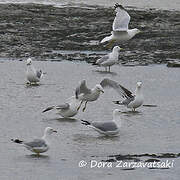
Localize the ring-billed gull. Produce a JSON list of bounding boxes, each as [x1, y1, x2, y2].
[[75, 80, 104, 112], [81, 109, 121, 136], [11, 127, 57, 156], [26, 58, 43, 84], [96, 46, 122, 72], [100, 3, 141, 47], [42, 96, 81, 118]]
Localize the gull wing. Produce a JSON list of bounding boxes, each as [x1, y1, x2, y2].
[[96, 54, 109, 65], [92, 122, 119, 132], [55, 103, 70, 110], [75, 80, 91, 99], [36, 70, 43, 79], [100, 78, 133, 99], [24, 139, 47, 148], [113, 5, 130, 31], [42, 103, 69, 113]]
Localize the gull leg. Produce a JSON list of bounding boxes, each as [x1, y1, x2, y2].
[[77, 101, 83, 111], [109, 66, 111, 72], [106, 39, 115, 49], [82, 101, 88, 112]]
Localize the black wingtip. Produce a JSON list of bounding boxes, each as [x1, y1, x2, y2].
[[92, 62, 98, 66], [81, 120, 91, 126], [113, 100, 121, 105], [42, 106, 54, 113], [11, 139, 23, 144], [75, 91, 78, 99], [114, 3, 125, 10]]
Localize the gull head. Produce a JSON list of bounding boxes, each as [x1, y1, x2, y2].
[[44, 127, 57, 135], [26, 58, 32, 66], [134, 28, 141, 35], [95, 84, 104, 93], [137, 81, 142, 88], [112, 46, 123, 53], [113, 109, 121, 116]]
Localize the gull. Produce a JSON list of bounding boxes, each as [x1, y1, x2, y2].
[[100, 3, 141, 47], [81, 109, 121, 136], [11, 127, 57, 156], [102, 79, 144, 111], [96, 46, 122, 72], [26, 58, 43, 84], [75, 80, 105, 112], [42, 96, 81, 118]]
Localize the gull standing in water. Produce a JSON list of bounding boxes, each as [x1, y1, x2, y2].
[[75, 80, 104, 112], [100, 3, 141, 47], [11, 127, 57, 156], [96, 46, 122, 72], [81, 109, 121, 136], [42, 96, 81, 118], [109, 80, 144, 111], [26, 58, 43, 84]]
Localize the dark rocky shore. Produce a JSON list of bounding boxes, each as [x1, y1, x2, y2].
[[0, 3, 179, 65]]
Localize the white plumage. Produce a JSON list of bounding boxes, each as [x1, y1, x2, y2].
[[101, 3, 141, 47], [96, 46, 122, 72], [26, 58, 43, 84]]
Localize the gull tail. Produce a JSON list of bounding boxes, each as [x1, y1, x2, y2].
[[92, 61, 99, 66], [42, 106, 55, 113], [11, 139, 23, 144], [81, 120, 91, 126], [100, 35, 113, 44]]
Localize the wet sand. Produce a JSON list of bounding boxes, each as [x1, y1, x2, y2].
[[1, 0, 180, 10], [0, 3, 179, 65], [0, 60, 180, 179]]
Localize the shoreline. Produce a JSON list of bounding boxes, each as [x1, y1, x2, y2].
[[0, 3, 179, 66]]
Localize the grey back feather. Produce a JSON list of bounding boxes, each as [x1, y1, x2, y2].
[[56, 103, 70, 110], [24, 139, 47, 148], [92, 122, 118, 132], [96, 55, 109, 65]]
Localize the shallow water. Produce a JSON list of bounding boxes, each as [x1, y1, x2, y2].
[[0, 0, 180, 10], [0, 60, 180, 179]]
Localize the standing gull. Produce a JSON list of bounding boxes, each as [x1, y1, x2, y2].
[[101, 79, 144, 111], [26, 58, 43, 84], [42, 96, 81, 118], [11, 127, 57, 155], [100, 3, 141, 47], [75, 80, 104, 112], [81, 109, 121, 136], [96, 46, 122, 72]]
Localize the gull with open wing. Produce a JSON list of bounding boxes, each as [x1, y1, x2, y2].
[[101, 3, 141, 47]]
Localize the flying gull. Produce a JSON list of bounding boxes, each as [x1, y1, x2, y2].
[[100, 3, 141, 47], [81, 109, 121, 136], [42, 96, 81, 118], [26, 58, 43, 84], [96, 46, 122, 72], [11, 127, 57, 156]]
